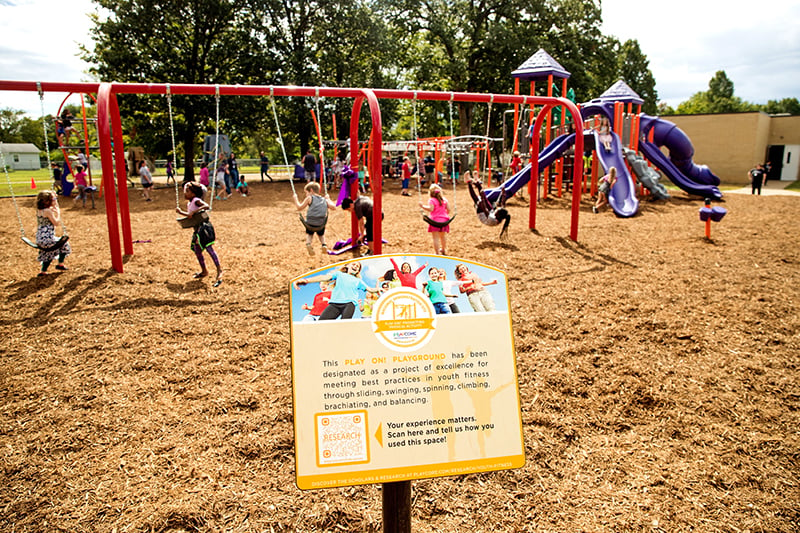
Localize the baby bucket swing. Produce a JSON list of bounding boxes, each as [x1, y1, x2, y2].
[[413, 92, 458, 229], [3, 84, 70, 252]]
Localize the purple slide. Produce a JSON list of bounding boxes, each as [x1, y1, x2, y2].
[[591, 130, 639, 217], [639, 114, 722, 199], [483, 132, 576, 202], [486, 130, 639, 217]]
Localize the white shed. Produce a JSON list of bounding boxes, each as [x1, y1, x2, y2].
[[0, 143, 41, 170]]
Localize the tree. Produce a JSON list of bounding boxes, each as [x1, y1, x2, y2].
[[675, 70, 756, 115], [248, 0, 397, 155], [616, 39, 658, 114], [377, 0, 616, 142], [84, 0, 272, 180], [0, 109, 48, 147], [760, 97, 800, 115]]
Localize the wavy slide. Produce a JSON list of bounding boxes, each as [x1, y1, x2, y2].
[[591, 130, 639, 217]]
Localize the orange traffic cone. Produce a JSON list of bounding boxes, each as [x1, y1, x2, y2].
[[30, 177, 37, 189]]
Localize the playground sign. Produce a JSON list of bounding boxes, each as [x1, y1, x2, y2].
[[289, 254, 524, 490]]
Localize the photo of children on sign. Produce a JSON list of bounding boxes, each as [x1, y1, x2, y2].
[[289, 254, 523, 490], [291, 255, 509, 322]]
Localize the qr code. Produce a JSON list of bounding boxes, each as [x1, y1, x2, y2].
[[316, 411, 369, 466]]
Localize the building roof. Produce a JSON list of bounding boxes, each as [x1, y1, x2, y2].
[[0, 143, 41, 154], [511, 48, 571, 81]]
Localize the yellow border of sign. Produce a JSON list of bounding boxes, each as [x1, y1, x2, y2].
[[298, 454, 526, 490], [289, 254, 525, 491]]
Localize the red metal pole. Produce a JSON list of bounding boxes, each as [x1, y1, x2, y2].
[[96, 83, 124, 273], [110, 92, 134, 256]]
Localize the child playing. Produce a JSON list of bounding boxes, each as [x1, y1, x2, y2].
[[468, 177, 511, 239], [455, 263, 498, 312], [236, 174, 249, 197], [175, 181, 223, 286], [593, 166, 617, 213], [389, 258, 427, 289], [293, 181, 337, 256], [360, 290, 378, 319], [215, 161, 230, 200], [422, 267, 451, 315], [35, 190, 71, 276], [73, 165, 88, 207], [198, 162, 210, 187], [138, 160, 154, 201], [419, 183, 451, 255], [301, 281, 332, 321]]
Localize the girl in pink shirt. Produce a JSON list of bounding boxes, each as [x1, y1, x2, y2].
[[419, 183, 451, 255]]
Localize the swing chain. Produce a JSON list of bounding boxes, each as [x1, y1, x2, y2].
[[270, 91, 294, 195], [166, 84, 180, 209], [36, 83, 68, 236], [209, 85, 221, 209], [0, 148, 26, 239]]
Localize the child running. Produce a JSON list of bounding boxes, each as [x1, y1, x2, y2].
[[35, 190, 71, 276], [293, 181, 337, 256], [176, 181, 223, 286], [419, 183, 451, 255]]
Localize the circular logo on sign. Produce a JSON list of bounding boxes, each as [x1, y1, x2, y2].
[[371, 288, 437, 351]]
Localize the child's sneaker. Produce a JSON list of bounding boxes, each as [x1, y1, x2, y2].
[[592, 206, 598, 214], [306, 244, 315, 256], [321, 244, 328, 255]]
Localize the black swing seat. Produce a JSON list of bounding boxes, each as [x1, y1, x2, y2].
[[177, 210, 210, 229], [22, 235, 69, 252], [299, 213, 327, 233], [423, 214, 456, 228]]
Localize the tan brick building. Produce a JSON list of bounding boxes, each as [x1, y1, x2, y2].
[[665, 113, 800, 185]]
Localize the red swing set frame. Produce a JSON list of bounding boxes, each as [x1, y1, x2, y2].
[[0, 80, 583, 273]]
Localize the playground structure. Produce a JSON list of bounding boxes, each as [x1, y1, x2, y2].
[[494, 49, 721, 221], [0, 50, 721, 272], [0, 81, 584, 273]]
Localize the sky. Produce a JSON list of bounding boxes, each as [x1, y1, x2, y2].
[[1, 0, 799, 117]]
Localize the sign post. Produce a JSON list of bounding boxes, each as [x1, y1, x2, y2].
[[289, 254, 524, 529]]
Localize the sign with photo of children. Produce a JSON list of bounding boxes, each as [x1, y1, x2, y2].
[[289, 254, 524, 490]]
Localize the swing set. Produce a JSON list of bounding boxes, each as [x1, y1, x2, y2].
[[0, 80, 583, 273], [2, 84, 70, 252]]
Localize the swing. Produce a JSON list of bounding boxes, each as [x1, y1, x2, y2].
[[414, 94, 457, 229], [3, 85, 70, 252], [270, 89, 337, 236]]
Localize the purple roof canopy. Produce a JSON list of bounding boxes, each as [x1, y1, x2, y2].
[[511, 48, 571, 81], [590, 79, 644, 105]]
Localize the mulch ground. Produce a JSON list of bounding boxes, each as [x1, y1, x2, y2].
[[1, 178, 798, 532]]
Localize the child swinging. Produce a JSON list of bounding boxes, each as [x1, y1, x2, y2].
[[293, 181, 337, 256]]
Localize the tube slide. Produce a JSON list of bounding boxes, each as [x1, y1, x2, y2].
[[638, 114, 722, 199]]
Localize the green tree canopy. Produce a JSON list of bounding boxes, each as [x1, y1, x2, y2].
[[616, 39, 658, 114], [674, 70, 757, 114], [84, 0, 272, 179]]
